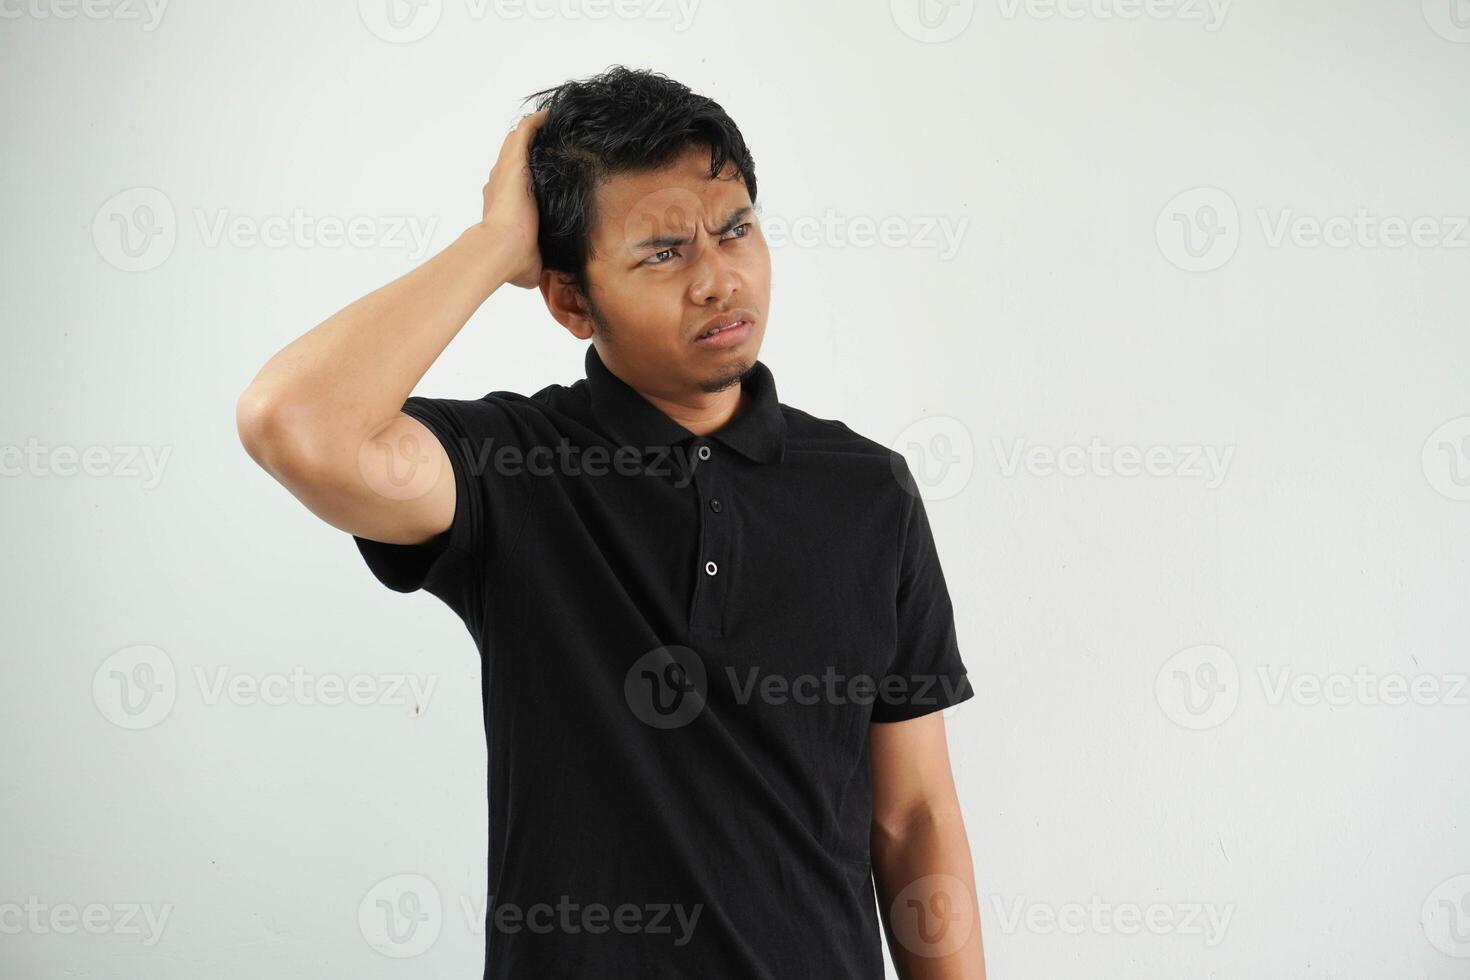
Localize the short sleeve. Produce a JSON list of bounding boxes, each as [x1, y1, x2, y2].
[[352, 394, 535, 633], [870, 464, 974, 723]]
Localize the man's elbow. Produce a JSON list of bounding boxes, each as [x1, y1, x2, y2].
[[871, 798, 965, 851], [235, 386, 326, 483]]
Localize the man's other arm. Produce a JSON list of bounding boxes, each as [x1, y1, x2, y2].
[[870, 712, 987, 979]]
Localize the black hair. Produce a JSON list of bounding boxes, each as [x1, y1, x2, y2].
[[522, 66, 758, 297]]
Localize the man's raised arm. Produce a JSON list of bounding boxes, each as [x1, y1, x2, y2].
[[234, 109, 547, 546]]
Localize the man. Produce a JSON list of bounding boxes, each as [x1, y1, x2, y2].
[[236, 66, 986, 979]]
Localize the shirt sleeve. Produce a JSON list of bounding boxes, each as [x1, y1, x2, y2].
[[351, 394, 536, 636], [870, 461, 974, 723]]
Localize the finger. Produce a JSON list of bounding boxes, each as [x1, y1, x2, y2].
[[514, 108, 549, 137]]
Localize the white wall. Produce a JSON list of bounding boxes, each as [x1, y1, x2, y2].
[[3, 1, 1468, 976]]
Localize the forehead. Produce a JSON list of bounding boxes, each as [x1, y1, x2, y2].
[[590, 147, 751, 252]]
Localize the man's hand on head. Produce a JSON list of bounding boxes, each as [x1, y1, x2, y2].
[[481, 107, 550, 290]]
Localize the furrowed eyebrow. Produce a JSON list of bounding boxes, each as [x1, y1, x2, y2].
[[630, 206, 754, 252]]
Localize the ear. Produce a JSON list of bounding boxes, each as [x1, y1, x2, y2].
[[539, 269, 595, 340]]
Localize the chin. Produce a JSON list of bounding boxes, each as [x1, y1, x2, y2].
[[697, 359, 753, 394]]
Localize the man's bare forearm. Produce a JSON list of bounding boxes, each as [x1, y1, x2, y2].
[[872, 806, 987, 979], [236, 222, 517, 466]]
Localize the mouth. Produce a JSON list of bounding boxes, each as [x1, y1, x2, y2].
[[693, 310, 755, 349]]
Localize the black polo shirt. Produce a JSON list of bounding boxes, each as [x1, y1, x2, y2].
[[353, 343, 972, 979]]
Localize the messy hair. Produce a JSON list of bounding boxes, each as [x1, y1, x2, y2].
[[523, 66, 759, 296]]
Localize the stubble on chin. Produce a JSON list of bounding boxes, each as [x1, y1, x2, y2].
[[697, 360, 754, 395]]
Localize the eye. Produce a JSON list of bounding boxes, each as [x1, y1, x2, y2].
[[643, 223, 750, 266]]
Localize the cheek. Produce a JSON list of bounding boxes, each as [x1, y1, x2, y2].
[[747, 262, 772, 306], [746, 240, 772, 286], [604, 277, 680, 330], [629, 290, 689, 348]]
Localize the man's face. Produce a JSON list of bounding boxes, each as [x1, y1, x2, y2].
[[564, 145, 770, 399]]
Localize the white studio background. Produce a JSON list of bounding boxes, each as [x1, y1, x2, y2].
[[2, 1, 1468, 977]]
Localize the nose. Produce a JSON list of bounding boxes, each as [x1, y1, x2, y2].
[[688, 239, 742, 307]]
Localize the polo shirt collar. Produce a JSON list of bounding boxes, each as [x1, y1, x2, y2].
[[584, 343, 786, 465]]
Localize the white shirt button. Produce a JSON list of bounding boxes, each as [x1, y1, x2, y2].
[[704, 560, 718, 576], [697, 444, 712, 461]]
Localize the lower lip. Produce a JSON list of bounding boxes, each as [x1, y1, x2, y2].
[[693, 320, 751, 350]]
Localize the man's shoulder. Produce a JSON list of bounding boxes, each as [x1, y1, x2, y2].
[[779, 402, 921, 495], [779, 402, 902, 463]]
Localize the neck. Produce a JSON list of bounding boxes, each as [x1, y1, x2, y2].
[[643, 384, 750, 437]]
